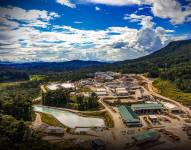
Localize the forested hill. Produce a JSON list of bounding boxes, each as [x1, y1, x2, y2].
[[0, 60, 107, 73], [119, 39, 191, 67], [105, 39, 191, 92], [100, 39, 191, 73]]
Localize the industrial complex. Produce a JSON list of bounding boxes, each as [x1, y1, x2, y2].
[[33, 72, 191, 150]]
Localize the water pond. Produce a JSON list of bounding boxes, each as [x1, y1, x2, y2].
[[33, 105, 105, 128]]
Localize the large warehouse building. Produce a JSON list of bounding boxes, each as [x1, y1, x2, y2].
[[118, 105, 141, 126], [131, 103, 163, 114], [132, 129, 160, 145]]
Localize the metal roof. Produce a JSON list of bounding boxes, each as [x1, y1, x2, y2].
[[131, 103, 163, 111], [118, 105, 140, 123], [132, 129, 159, 142]]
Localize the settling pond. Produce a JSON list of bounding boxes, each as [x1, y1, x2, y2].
[[33, 105, 105, 128]]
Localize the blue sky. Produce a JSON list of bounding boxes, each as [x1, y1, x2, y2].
[[0, 0, 191, 62]]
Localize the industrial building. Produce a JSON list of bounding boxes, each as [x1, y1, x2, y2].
[[115, 87, 128, 96], [118, 105, 141, 126], [44, 126, 65, 135], [161, 102, 180, 113], [131, 103, 163, 114], [132, 129, 160, 145], [95, 88, 108, 96]]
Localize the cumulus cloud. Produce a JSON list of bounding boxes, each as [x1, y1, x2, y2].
[[56, 0, 76, 8], [124, 13, 155, 28], [79, 0, 141, 6], [136, 28, 162, 52], [0, 6, 59, 22], [0, 6, 59, 28], [0, 20, 182, 62], [146, 0, 191, 24]]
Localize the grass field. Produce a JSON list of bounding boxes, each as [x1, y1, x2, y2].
[[0, 81, 25, 89], [29, 75, 45, 81], [153, 78, 191, 106], [40, 112, 65, 127]]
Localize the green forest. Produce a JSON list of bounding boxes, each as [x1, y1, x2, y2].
[[42, 89, 99, 111], [0, 80, 57, 150]]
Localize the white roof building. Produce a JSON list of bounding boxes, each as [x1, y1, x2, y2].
[[115, 87, 128, 96], [61, 83, 75, 88], [44, 126, 65, 134], [95, 91, 108, 96], [161, 102, 179, 111], [148, 115, 158, 120], [96, 88, 107, 92]]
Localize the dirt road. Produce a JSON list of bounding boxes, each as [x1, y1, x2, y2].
[[98, 97, 128, 150], [32, 112, 42, 129], [138, 75, 191, 115]]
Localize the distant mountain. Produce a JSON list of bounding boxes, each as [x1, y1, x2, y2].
[[0, 60, 107, 73]]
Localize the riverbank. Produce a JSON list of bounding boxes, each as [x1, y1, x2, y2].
[[39, 112, 65, 128]]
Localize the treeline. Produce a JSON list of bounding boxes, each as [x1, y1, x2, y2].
[[0, 115, 56, 150], [0, 69, 29, 82], [42, 89, 71, 107], [0, 81, 41, 120], [150, 64, 191, 92], [42, 89, 99, 111], [0, 80, 54, 150], [75, 93, 99, 111]]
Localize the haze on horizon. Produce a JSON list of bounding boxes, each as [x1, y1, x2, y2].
[[0, 0, 191, 62]]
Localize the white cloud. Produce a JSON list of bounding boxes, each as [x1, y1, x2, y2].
[[123, 13, 143, 22], [145, 0, 191, 24], [79, 0, 141, 6], [73, 21, 83, 24], [56, 0, 76, 8], [0, 6, 59, 28], [95, 6, 101, 11], [0, 6, 59, 22], [140, 16, 154, 28], [0, 21, 181, 62], [124, 13, 155, 28], [0, 18, 19, 29]]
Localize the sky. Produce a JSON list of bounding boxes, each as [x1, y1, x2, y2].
[[0, 0, 191, 62]]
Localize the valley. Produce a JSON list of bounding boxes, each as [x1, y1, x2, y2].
[[31, 72, 191, 150]]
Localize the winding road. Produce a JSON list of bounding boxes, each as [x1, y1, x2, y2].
[[138, 75, 191, 115]]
